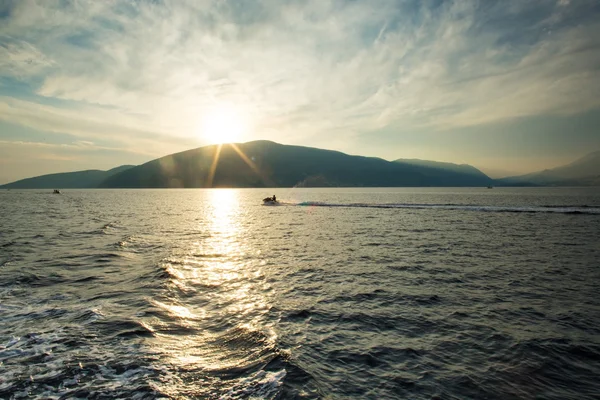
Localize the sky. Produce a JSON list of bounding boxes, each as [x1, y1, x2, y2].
[[1, 0, 599, 184]]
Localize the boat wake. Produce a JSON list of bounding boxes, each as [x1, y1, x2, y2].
[[262, 201, 283, 206], [293, 202, 600, 215]]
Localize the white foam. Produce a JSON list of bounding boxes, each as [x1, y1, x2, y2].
[[222, 369, 286, 399], [4, 336, 20, 348], [294, 202, 600, 214]]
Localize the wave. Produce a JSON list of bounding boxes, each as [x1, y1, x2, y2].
[[222, 369, 286, 400], [294, 201, 600, 214], [0, 332, 160, 400]]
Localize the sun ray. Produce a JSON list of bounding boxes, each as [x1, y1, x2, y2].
[[204, 143, 273, 187], [207, 144, 222, 188], [230, 143, 274, 187]]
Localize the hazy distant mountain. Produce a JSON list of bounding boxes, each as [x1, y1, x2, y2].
[[478, 167, 522, 179], [99, 141, 493, 188], [394, 158, 489, 179], [496, 151, 600, 186], [0, 165, 135, 189]]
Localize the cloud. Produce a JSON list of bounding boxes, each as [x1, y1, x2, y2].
[[0, 138, 150, 183], [0, 138, 149, 164], [0, 139, 120, 152], [0, 0, 598, 154], [0, 96, 198, 157], [0, 140, 82, 162], [0, 37, 53, 79]]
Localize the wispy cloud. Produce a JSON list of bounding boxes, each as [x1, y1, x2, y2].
[[0, 37, 53, 79], [0, 96, 198, 156], [0, 138, 149, 182], [0, 0, 599, 181]]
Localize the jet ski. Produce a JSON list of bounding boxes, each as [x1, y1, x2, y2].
[[262, 196, 279, 205]]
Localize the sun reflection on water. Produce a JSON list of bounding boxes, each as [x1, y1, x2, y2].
[[140, 189, 278, 397]]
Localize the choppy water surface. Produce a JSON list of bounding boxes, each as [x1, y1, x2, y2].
[[1, 187, 599, 399]]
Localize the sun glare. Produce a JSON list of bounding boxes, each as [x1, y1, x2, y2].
[[201, 104, 247, 144]]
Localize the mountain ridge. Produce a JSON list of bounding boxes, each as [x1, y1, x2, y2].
[[0, 165, 135, 189], [394, 158, 488, 178], [97, 140, 493, 188], [496, 150, 600, 186], [3, 142, 597, 188]]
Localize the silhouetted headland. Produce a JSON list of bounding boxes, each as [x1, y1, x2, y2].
[[6, 142, 599, 189], [98, 141, 493, 188]]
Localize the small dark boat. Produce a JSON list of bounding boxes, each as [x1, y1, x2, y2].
[[53, 189, 61, 194]]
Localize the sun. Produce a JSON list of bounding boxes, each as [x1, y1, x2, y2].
[[201, 104, 247, 144]]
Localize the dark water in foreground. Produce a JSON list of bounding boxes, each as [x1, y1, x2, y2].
[[1, 188, 599, 399]]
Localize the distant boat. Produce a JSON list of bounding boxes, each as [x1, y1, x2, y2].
[[53, 189, 61, 194], [487, 186, 493, 189]]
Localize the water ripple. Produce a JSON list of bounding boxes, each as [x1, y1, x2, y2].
[[0, 188, 599, 399]]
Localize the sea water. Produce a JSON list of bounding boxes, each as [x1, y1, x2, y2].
[[1, 187, 599, 399]]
